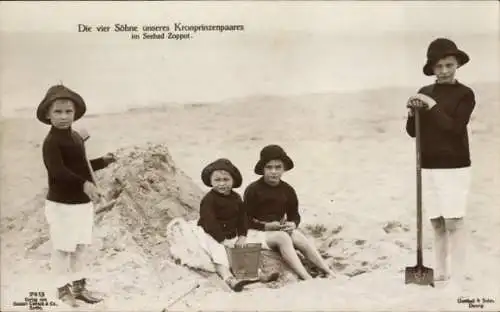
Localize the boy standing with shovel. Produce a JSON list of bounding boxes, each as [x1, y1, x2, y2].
[[37, 84, 116, 307], [405, 38, 476, 286]]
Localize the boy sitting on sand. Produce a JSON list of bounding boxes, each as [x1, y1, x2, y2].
[[195, 158, 279, 292], [244, 145, 335, 280], [405, 38, 476, 284], [37, 84, 116, 307]]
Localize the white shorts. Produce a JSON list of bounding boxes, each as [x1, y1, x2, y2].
[[44, 200, 94, 252], [422, 167, 471, 219], [194, 227, 269, 268]]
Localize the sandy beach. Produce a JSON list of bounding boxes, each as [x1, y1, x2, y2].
[[1, 81, 499, 311]]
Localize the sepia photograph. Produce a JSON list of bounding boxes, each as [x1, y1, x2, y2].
[[1, 1, 498, 311]]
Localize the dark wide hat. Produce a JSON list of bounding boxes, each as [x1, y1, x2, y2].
[[423, 38, 470, 76], [254, 144, 294, 175], [201, 158, 243, 188], [36, 84, 86, 125]]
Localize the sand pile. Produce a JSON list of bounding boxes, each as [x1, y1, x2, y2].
[[82, 143, 208, 300], [94, 143, 202, 257]]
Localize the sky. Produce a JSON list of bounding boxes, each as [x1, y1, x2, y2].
[[0, 1, 498, 117]]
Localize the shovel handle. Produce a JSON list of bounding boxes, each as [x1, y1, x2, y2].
[[415, 108, 423, 266], [76, 129, 98, 185], [163, 283, 200, 310], [77, 129, 109, 204]]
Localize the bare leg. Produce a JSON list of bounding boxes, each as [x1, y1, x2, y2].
[[290, 230, 334, 276], [430, 217, 449, 281], [266, 231, 312, 280], [69, 244, 86, 281], [51, 249, 71, 288], [446, 217, 467, 283], [51, 249, 79, 307]]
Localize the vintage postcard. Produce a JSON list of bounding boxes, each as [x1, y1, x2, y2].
[[0, 1, 498, 311]]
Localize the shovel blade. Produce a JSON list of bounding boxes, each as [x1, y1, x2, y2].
[[405, 265, 434, 287]]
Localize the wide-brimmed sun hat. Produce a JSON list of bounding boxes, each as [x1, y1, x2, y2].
[[254, 144, 294, 175], [423, 38, 469, 76], [201, 158, 243, 188], [37, 84, 86, 124]]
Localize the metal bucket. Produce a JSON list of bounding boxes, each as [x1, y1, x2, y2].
[[225, 243, 262, 279]]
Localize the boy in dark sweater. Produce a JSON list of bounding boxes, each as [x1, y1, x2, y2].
[[244, 145, 334, 280], [196, 158, 278, 292], [405, 38, 475, 284], [37, 85, 115, 307]]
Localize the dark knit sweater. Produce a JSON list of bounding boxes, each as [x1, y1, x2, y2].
[[42, 126, 109, 204], [197, 190, 249, 243], [243, 177, 301, 231], [405, 81, 476, 169]]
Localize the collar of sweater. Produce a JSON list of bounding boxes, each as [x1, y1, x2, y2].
[[210, 189, 237, 198], [258, 176, 283, 188], [50, 126, 73, 136], [434, 79, 461, 86]]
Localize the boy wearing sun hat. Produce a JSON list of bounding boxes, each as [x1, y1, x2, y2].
[[196, 158, 279, 292], [405, 38, 476, 284], [37, 84, 116, 307], [244, 145, 334, 280]]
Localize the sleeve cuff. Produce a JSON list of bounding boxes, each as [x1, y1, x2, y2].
[[90, 157, 108, 171]]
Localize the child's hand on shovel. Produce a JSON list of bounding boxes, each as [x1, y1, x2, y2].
[[406, 96, 429, 117], [83, 181, 103, 203], [407, 96, 428, 109], [85, 181, 117, 214]]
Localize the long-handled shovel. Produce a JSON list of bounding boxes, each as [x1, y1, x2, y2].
[[405, 107, 434, 287]]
